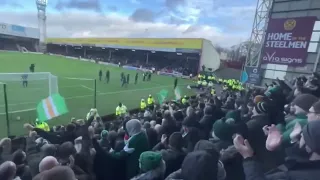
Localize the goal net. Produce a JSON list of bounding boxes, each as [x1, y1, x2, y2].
[[0, 72, 59, 115]]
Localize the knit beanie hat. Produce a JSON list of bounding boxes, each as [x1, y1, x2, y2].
[[225, 110, 241, 123], [139, 151, 162, 172], [312, 100, 320, 114], [254, 102, 269, 114], [302, 120, 320, 154], [181, 151, 218, 180], [292, 94, 318, 112], [265, 86, 281, 97], [254, 95, 264, 104], [212, 118, 236, 142], [100, 130, 108, 139]]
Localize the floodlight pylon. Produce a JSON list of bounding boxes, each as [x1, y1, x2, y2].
[[36, 0, 48, 52]]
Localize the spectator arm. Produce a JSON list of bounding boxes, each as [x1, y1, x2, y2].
[[152, 142, 166, 151]]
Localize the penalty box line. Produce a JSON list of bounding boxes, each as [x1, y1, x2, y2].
[[0, 84, 189, 114]]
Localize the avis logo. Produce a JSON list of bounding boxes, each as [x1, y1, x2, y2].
[[263, 52, 277, 62]]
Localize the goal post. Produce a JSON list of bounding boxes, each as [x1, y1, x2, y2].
[[0, 83, 10, 137], [0, 72, 59, 137], [0, 72, 59, 96]]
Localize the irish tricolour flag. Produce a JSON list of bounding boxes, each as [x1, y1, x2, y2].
[[37, 94, 68, 121]]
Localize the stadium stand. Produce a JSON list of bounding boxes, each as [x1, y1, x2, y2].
[[47, 44, 200, 76], [1, 69, 320, 180]]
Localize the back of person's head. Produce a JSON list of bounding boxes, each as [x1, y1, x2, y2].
[[150, 120, 157, 128], [11, 149, 26, 166], [186, 106, 194, 117], [107, 130, 118, 144], [308, 100, 320, 122], [204, 106, 213, 115], [0, 161, 16, 180], [41, 166, 76, 180], [143, 122, 151, 129], [173, 111, 184, 122], [139, 151, 163, 173], [302, 120, 320, 159], [181, 151, 218, 180], [194, 140, 219, 159], [253, 102, 269, 115], [41, 144, 57, 157], [154, 124, 162, 134], [66, 124, 76, 132], [182, 114, 198, 128], [39, 156, 59, 173], [169, 132, 184, 150], [57, 142, 75, 160], [292, 94, 318, 114], [126, 119, 142, 136]]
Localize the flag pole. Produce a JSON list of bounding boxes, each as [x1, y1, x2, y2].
[[3, 83, 10, 137], [94, 79, 97, 108]]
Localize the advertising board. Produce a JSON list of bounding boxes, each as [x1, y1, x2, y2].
[[261, 17, 317, 66]]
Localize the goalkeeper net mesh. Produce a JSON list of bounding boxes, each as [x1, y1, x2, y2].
[[0, 72, 59, 114]]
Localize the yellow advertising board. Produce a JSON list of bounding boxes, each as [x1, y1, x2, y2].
[[46, 38, 203, 49]]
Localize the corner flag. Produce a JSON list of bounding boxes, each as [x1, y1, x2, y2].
[[37, 94, 68, 121]]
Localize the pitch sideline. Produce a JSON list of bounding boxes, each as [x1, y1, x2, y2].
[[0, 83, 188, 114]]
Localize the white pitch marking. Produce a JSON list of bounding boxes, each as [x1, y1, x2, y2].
[[0, 84, 188, 114]]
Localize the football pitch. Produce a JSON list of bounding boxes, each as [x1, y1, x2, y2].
[[0, 52, 194, 137]]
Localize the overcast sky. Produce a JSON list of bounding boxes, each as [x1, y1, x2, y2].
[[0, 0, 256, 47]]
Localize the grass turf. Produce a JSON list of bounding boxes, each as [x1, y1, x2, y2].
[[0, 52, 194, 137]]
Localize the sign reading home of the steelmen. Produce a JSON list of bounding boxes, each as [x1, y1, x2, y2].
[[261, 17, 317, 66]]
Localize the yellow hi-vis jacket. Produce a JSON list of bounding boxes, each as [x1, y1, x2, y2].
[[36, 122, 50, 132], [140, 101, 146, 110], [211, 89, 216, 95], [116, 105, 127, 116], [182, 98, 187, 104], [147, 97, 154, 105]]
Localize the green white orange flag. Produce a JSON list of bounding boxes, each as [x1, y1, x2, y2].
[[37, 94, 68, 121], [174, 87, 181, 100], [157, 89, 168, 104]]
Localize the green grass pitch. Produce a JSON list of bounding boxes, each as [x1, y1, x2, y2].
[[0, 52, 194, 137]]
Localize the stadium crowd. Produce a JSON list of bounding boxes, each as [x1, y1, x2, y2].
[[1, 71, 320, 180], [46, 44, 200, 76]]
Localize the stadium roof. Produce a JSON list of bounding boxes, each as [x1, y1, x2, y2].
[[0, 22, 39, 39], [46, 38, 204, 52]]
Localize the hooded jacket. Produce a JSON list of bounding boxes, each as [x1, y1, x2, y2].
[[112, 119, 149, 179]]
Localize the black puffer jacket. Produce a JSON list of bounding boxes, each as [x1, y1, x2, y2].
[[243, 158, 320, 180]]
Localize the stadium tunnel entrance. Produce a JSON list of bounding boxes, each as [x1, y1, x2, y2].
[[47, 43, 201, 77]]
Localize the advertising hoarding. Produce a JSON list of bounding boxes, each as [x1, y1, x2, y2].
[[241, 66, 262, 85], [46, 38, 203, 50], [261, 17, 317, 66]]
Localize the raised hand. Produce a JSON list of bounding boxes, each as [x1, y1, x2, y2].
[[233, 134, 254, 159], [266, 125, 282, 151]]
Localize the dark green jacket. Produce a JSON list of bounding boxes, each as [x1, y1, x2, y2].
[[112, 132, 149, 179], [277, 114, 308, 147]]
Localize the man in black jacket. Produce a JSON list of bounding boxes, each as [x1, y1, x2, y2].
[[233, 120, 320, 180], [152, 132, 186, 177]]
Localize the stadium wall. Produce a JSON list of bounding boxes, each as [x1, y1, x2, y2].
[[200, 39, 221, 72], [260, 0, 320, 84]]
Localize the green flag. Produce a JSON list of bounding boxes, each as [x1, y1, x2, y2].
[[157, 89, 168, 104], [37, 94, 68, 121], [174, 87, 181, 100]]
